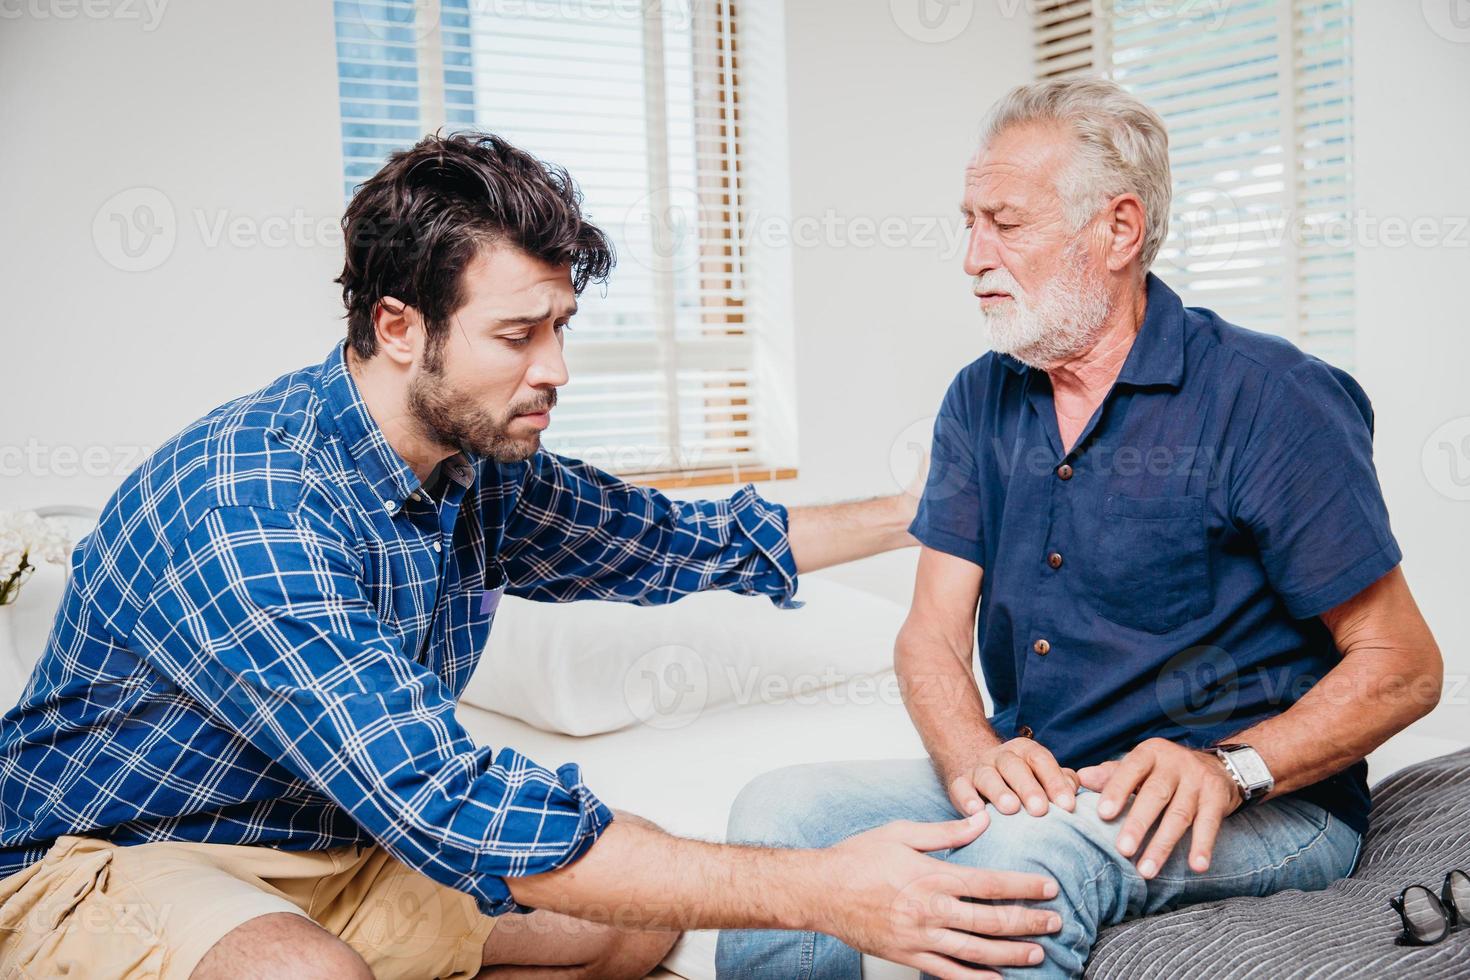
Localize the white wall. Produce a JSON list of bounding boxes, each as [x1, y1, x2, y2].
[[1350, 5, 1470, 745], [0, 0, 345, 509]]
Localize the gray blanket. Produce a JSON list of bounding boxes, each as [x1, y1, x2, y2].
[[1085, 748, 1470, 977]]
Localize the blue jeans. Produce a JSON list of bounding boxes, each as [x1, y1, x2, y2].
[[715, 759, 1361, 979]]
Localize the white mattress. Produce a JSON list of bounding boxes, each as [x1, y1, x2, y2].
[[456, 671, 927, 980]]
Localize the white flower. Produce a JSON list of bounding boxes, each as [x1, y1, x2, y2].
[[0, 510, 75, 604]]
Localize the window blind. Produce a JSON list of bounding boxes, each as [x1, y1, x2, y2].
[[1033, 0, 1356, 367], [334, 0, 771, 478]]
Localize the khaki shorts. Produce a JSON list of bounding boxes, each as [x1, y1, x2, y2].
[[0, 834, 497, 980]]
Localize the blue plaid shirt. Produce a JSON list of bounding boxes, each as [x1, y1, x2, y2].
[[0, 342, 799, 914]]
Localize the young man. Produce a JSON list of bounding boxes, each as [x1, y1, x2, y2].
[[716, 78, 1443, 978], [0, 134, 1060, 980]]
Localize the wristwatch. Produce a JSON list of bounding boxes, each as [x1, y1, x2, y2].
[[1213, 743, 1274, 805]]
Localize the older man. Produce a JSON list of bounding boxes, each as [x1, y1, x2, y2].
[[716, 78, 1443, 979]]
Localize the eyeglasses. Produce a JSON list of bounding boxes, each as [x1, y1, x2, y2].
[[1389, 870, 1469, 946]]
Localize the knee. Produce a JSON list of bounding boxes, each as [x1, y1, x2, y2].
[[583, 928, 680, 980], [946, 793, 1114, 885], [726, 763, 844, 848], [300, 943, 374, 980], [191, 912, 373, 980]]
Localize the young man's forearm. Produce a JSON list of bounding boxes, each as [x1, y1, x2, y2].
[[787, 495, 917, 573], [506, 807, 1064, 973], [507, 819, 816, 933]]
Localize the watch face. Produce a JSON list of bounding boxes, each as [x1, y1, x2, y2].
[[1229, 749, 1272, 787]]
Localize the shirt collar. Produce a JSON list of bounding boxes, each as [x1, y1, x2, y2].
[[315, 341, 477, 512], [996, 272, 1186, 390]]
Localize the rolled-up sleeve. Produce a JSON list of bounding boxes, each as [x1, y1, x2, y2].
[[499, 450, 800, 607], [131, 504, 614, 916]]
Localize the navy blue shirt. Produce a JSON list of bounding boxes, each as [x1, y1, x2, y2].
[[910, 274, 1400, 833]]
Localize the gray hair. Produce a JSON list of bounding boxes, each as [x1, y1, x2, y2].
[[979, 76, 1172, 271]]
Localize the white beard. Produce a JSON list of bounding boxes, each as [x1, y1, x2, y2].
[[976, 239, 1112, 369]]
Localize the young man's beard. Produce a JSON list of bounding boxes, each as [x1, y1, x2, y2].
[[406, 352, 556, 464], [977, 235, 1112, 369]]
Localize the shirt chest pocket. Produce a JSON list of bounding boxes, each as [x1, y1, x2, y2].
[[430, 562, 506, 699], [1087, 493, 1212, 634]]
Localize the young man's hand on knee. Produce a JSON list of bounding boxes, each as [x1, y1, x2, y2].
[[507, 807, 1061, 978]]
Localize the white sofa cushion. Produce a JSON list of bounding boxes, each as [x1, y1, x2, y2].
[[458, 576, 908, 736]]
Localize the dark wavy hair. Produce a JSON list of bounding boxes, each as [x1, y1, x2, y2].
[[336, 132, 615, 359]]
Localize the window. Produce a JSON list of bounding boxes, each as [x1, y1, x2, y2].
[[333, 0, 792, 484], [1034, 0, 1356, 367]]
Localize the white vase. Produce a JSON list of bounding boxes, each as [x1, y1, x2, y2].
[[0, 603, 24, 707]]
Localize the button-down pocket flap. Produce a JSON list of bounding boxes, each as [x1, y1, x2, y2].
[[1103, 493, 1203, 521]]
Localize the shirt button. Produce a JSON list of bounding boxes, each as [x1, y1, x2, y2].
[[410, 491, 422, 502], [382, 500, 397, 512], [1057, 463, 1074, 481], [1033, 638, 1051, 655], [432, 540, 442, 553], [1047, 552, 1063, 569], [1018, 725, 1035, 739]]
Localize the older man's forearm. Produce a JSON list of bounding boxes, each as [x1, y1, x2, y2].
[[786, 494, 917, 572], [1230, 649, 1441, 798], [896, 623, 1001, 784], [1228, 569, 1443, 799]]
